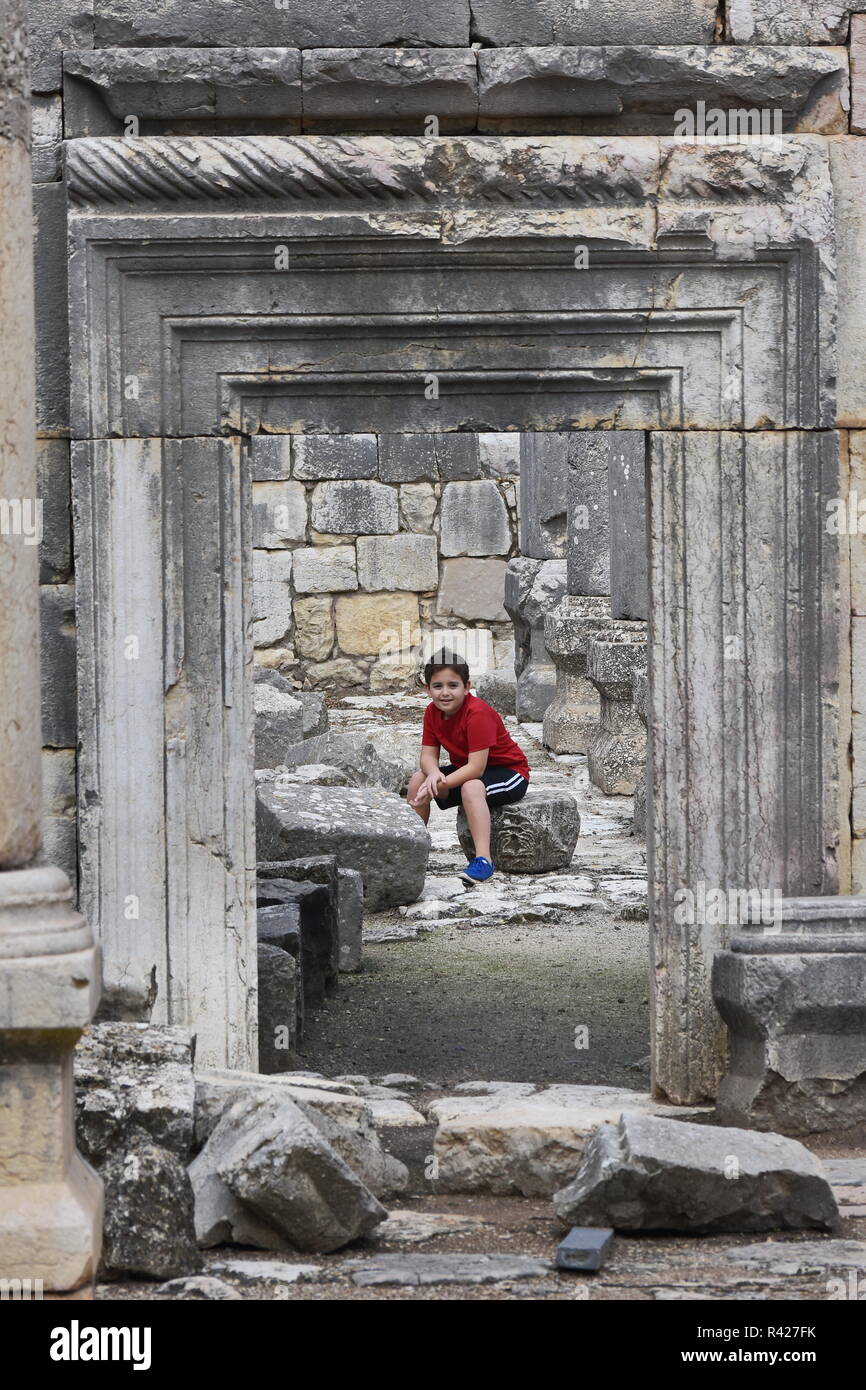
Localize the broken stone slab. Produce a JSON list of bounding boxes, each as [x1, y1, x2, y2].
[[74, 1022, 196, 1164], [552, 1112, 839, 1234], [257, 943, 299, 1073], [586, 627, 648, 795], [346, 1253, 551, 1286], [457, 785, 579, 874], [190, 1092, 387, 1253], [712, 897, 866, 1135], [542, 596, 610, 754], [257, 878, 337, 1002], [302, 48, 478, 133], [100, 1130, 203, 1280], [374, 1210, 492, 1244], [475, 665, 517, 716], [254, 680, 304, 769], [280, 731, 405, 793], [154, 1275, 243, 1300], [209, 1258, 322, 1292], [723, 1239, 866, 1277], [337, 866, 364, 973], [430, 1085, 707, 1197], [256, 781, 429, 910]]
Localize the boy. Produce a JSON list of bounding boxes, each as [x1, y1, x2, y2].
[[407, 648, 530, 884]]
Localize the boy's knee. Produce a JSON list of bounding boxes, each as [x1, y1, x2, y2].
[[407, 769, 425, 791], [460, 778, 486, 802]]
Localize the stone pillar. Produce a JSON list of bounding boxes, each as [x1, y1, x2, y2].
[[631, 668, 650, 837], [608, 434, 648, 621], [504, 554, 567, 722], [542, 596, 610, 753], [0, 0, 102, 1290], [586, 628, 648, 795], [712, 898, 866, 1136], [649, 432, 842, 1106]]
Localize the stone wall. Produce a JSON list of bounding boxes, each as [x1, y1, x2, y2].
[[250, 432, 520, 693]]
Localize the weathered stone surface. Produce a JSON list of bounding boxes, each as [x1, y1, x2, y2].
[[292, 595, 335, 660], [337, 867, 364, 973], [39, 585, 76, 748], [36, 439, 72, 583], [63, 47, 303, 134], [357, 533, 438, 591], [542, 598, 610, 753], [155, 1275, 242, 1300], [478, 433, 520, 477], [305, 658, 368, 690], [504, 556, 541, 679], [281, 732, 405, 793], [254, 681, 304, 768], [478, 44, 849, 135], [437, 558, 508, 621], [335, 591, 419, 657], [74, 1023, 196, 1165], [586, 628, 648, 795], [100, 1132, 202, 1279], [470, 0, 716, 44], [296, 690, 329, 739], [553, 1112, 838, 1234], [258, 878, 336, 1002], [252, 480, 307, 548], [830, 139, 866, 427], [293, 433, 377, 480], [430, 1084, 705, 1196], [518, 433, 568, 559], [713, 898, 866, 1135], [567, 433, 612, 598], [398, 481, 437, 533], [475, 666, 517, 716], [311, 480, 398, 536], [608, 432, 647, 620], [727, 2, 856, 44], [249, 436, 292, 481], [257, 782, 429, 910], [631, 668, 650, 837], [440, 481, 510, 557], [292, 545, 358, 594], [303, 49, 477, 132], [378, 435, 438, 483], [506, 558, 567, 722], [33, 183, 69, 434], [257, 943, 298, 1073], [41, 747, 78, 884], [253, 548, 292, 646], [457, 786, 579, 874], [190, 1093, 387, 1253], [194, 1069, 369, 1148], [433, 435, 482, 481], [31, 93, 62, 180], [347, 1253, 550, 1286]]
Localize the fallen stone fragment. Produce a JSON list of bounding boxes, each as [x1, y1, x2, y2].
[[100, 1132, 203, 1280], [555, 1226, 615, 1272], [373, 1211, 493, 1245], [254, 681, 304, 769], [553, 1113, 839, 1234], [345, 1253, 551, 1287], [723, 1240, 866, 1279], [281, 731, 405, 793], [154, 1276, 242, 1301], [190, 1093, 387, 1253], [74, 1022, 196, 1164], [257, 943, 299, 1072], [210, 1258, 321, 1291]]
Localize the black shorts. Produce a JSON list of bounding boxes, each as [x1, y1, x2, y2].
[[433, 764, 530, 811]]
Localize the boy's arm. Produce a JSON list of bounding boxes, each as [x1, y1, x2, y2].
[[441, 748, 489, 789], [420, 743, 443, 777]]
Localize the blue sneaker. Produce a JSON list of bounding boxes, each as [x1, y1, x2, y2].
[[461, 856, 495, 884]]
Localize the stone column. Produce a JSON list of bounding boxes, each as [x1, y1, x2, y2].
[[0, 0, 101, 1290], [542, 596, 610, 752], [586, 628, 648, 795], [631, 668, 650, 837], [503, 552, 567, 723]]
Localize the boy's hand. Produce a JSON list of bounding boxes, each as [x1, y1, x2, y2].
[[411, 769, 447, 806]]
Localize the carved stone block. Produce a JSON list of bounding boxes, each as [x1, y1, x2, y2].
[[457, 786, 580, 874], [586, 627, 648, 796], [302, 48, 477, 133], [542, 596, 610, 754]]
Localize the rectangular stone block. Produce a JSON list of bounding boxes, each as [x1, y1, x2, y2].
[[335, 592, 419, 658], [292, 545, 358, 594], [830, 139, 866, 428], [252, 481, 307, 548], [337, 867, 363, 972], [357, 534, 438, 592], [63, 47, 302, 135], [311, 480, 398, 535], [253, 549, 293, 646], [608, 433, 647, 621], [292, 595, 335, 660], [434, 436, 481, 481], [469, 0, 716, 44], [399, 482, 437, 533], [437, 558, 508, 621], [293, 434, 377, 481], [727, 2, 856, 43], [32, 95, 63, 180], [29, 0, 94, 92], [440, 480, 511, 557], [519, 433, 569, 559], [302, 49, 477, 133], [567, 434, 611, 597], [853, 16, 866, 135], [853, 615, 866, 837], [89, 0, 471, 48], [479, 434, 521, 478], [36, 439, 72, 584], [33, 183, 69, 435], [40, 583, 77, 747], [379, 435, 438, 483], [41, 748, 78, 889], [249, 437, 292, 481]]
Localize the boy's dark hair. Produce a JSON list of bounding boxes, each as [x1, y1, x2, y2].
[[424, 648, 470, 686]]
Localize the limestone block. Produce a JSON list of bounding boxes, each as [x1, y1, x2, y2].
[[100, 1133, 202, 1279], [470, 0, 716, 44], [249, 436, 292, 481], [456, 786, 579, 874], [252, 480, 307, 548], [293, 433, 377, 481], [399, 482, 437, 533], [475, 666, 517, 716], [727, 1, 856, 43], [258, 881, 336, 1005], [302, 49, 478, 133], [63, 47, 302, 134], [33, 183, 69, 434], [257, 943, 299, 1073], [478, 44, 849, 135], [28, 0, 95, 92], [293, 595, 335, 659], [40, 583, 77, 747], [542, 595, 611, 754], [553, 1112, 837, 1234], [434, 435, 482, 481], [36, 439, 72, 584], [280, 732, 405, 793], [830, 139, 866, 427], [608, 432, 647, 621], [253, 549, 292, 647], [41, 747, 78, 885], [335, 591, 419, 657], [304, 658, 369, 690], [568, 433, 612, 597], [337, 867, 364, 973], [440, 481, 511, 557], [32, 94, 62, 180], [89, 0, 472, 49], [586, 628, 648, 795], [631, 668, 650, 838], [292, 545, 357, 594], [378, 435, 438, 483], [254, 682, 305, 769], [357, 534, 438, 591], [478, 434, 521, 478], [853, 615, 866, 836], [437, 558, 508, 621], [256, 782, 429, 910], [311, 480, 398, 535], [73, 1023, 196, 1165], [518, 433, 569, 559], [853, 17, 866, 135]]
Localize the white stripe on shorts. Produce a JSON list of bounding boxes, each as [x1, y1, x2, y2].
[[485, 772, 524, 795]]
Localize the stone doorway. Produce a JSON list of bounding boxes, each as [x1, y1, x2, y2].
[[67, 134, 843, 1103]]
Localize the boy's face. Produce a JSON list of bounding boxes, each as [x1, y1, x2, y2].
[[426, 668, 469, 716]]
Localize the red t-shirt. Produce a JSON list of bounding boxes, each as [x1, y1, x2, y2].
[[423, 692, 530, 780]]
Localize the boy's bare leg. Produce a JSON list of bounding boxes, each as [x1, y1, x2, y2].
[[407, 770, 431, 824], [461, 778, 492, 861]]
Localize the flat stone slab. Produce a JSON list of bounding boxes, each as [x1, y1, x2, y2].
[[345, 1254, 551, 1286], [456, 786, 580, 874], [724, 1241, 866, 1276], [210, 1259, 322, 1289], [374, 1211, 493, 1244]]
